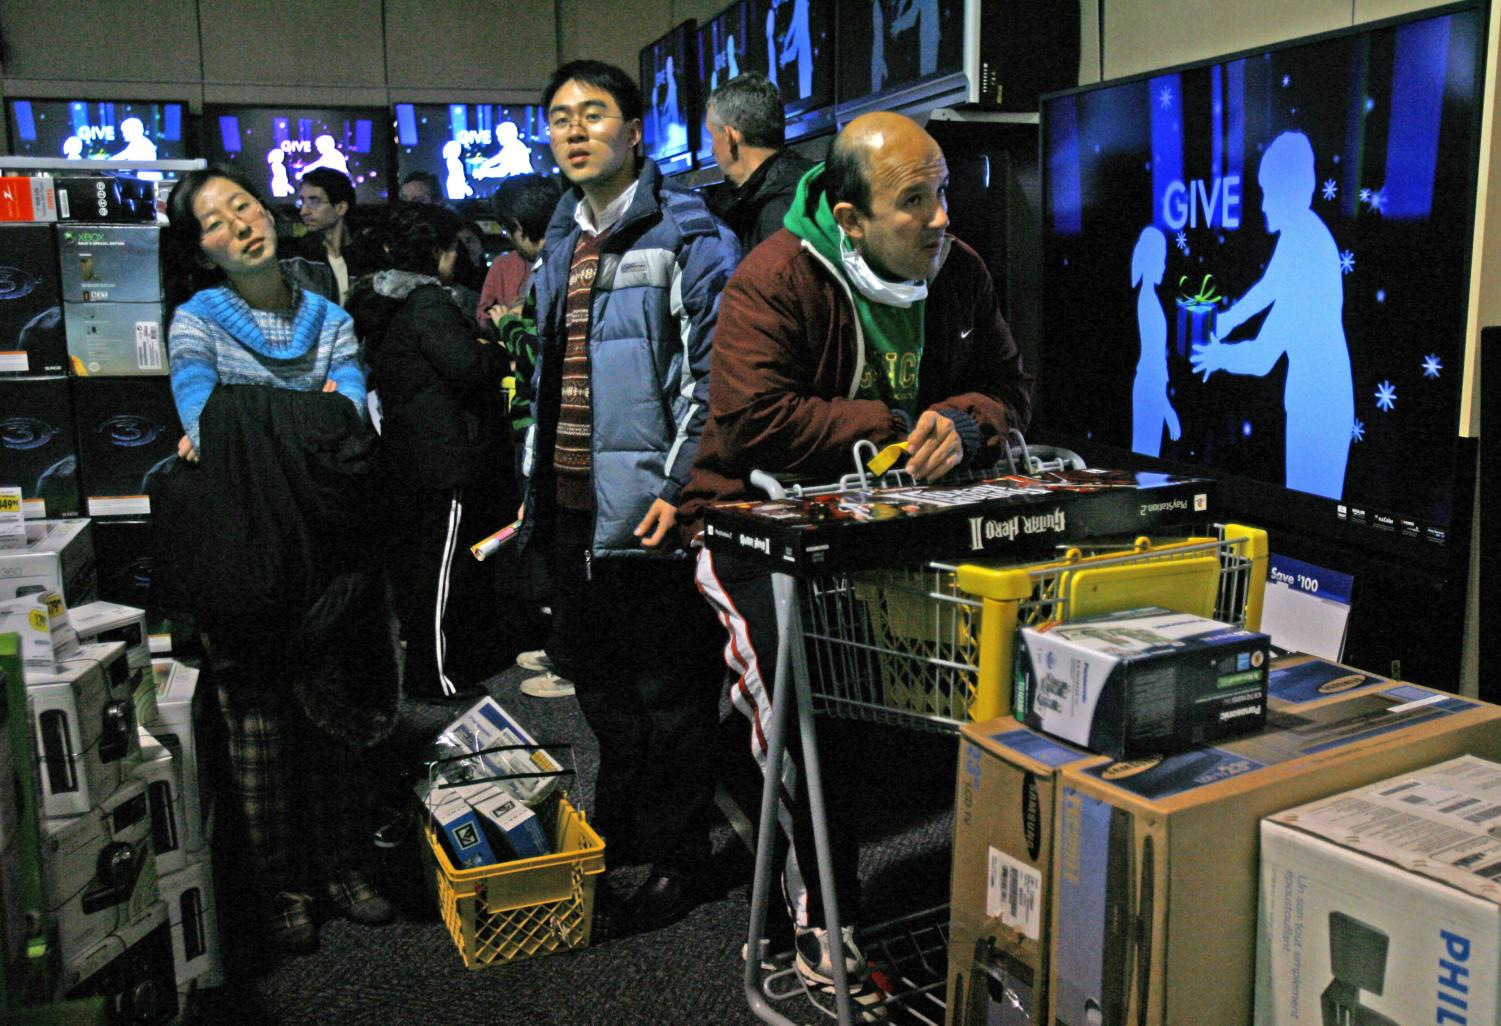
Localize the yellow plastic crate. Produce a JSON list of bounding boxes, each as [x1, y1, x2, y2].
[[426, 794, 605, 970]]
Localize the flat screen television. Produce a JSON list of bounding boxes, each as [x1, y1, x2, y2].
[[202, 104, 388, 205], [6, 98, 189, 167], [695, 0, 835, 165], [641, 21, 698, 177], [1037, 3, 1486, 570], [393, 103, 556, 203]]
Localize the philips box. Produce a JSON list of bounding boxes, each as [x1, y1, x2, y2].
[[134, 728, 184, 876], [28, 641, 141, 818], [438, 696, 563, 807], [946, 718, 1100, 1026], [145, 658, 205, 853], [1257, 756, 1501, 1026], [157, 856, 222, 989], [72, 376, 179, 518], [0, 517, 95, 604], [55, 178, 159, 225], [61, 898, 178, 1024], [1050, 680, 1501, 1026], [0, 222, 66, 374], [71, 600, 156, 724], [1017, 606, 1269, 758], [41, 776, 159, 967], [0, 375, 81, 519], [64, 300, 166, 377], [57, 225, 162, 304]]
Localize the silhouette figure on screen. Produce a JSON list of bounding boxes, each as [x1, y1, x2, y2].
[[654, 57, 686, 154], [114, 127, 164, 182], [1131, 226, 1180, 458], [1190, 131, 1353, 500], [297, 135, 350, 179], [711, 32, 740, 90], [774, 0, 814, 99], [473, 122, 534, 181], [441, 140, 473, 199], [890, 0, 940, 78], [62, 136, 84, 160], [267, 149, 294, 198]]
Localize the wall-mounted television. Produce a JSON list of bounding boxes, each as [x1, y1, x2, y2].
[[6, 98, 189, 169], [641, 21, 698, 177], [393, 103, 556, 203], [1037, 3, 1486, 573], [202, 104, 388, 205], [835, 0, 1079, 119]]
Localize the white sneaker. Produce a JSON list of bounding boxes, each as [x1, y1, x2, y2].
[[794, 925, 887, 1020], [520, 671, 575, 698], [516, 649, 552, 673]]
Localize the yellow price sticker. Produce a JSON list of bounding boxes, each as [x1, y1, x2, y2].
[[0, 494, 20, 513], [28, 609, 47, 632], [866, 441, 909, 476]]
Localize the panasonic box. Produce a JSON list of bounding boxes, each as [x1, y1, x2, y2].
[[1257, 755, 1501, 1026], [0, 375, 81, 518], [72, 377, 179, 517], [1016, 606, 1269, 759], [1050, 677, 1501, 1026], [0, 222, 65, 375]]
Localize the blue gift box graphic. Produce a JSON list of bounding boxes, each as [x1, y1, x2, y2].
[[1174, 275, 1220, 357]]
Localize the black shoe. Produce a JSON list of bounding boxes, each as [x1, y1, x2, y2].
[[622, 868, 703, 932]]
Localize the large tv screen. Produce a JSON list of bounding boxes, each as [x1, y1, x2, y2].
[[836, 0, 965, 109], [642, 21, 697, 176], [203, 105, 388, 205], [6, 98, 189, 165], [393, 104, 556, 203], [1039, 5, 1485, 565]]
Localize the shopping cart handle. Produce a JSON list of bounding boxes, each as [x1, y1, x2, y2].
[[748, 469, 788, 501]]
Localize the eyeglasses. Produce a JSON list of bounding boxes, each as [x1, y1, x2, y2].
[[548, 110, 625, 134]]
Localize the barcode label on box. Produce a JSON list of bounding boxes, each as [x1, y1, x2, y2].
[[88, 495, 151, 517], [987, 847, 1041, 940], [135, 321, 163, 370], [0, 350, 28, 373]]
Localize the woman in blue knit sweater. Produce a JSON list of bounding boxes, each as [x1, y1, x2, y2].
[[162, 165, 393, 953]]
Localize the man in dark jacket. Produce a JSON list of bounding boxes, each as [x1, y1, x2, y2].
[[704, 72, 814, 253], [679, 112, 1032, 1018]]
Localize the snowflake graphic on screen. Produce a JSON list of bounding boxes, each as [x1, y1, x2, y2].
[[1374, 380, 1397, 412], [1365, 186, 1387, 214], [1281, 74, 1291, 88], [1351, 418, 1365, 442], [1175, 230, 1189, 254], [1339, 250, 1355, 275], [1358, 187, 1372, 204], [1321, 179, 1338, 201], [1423, 354, 1442, 379], [1158, 86, 1174, 110]]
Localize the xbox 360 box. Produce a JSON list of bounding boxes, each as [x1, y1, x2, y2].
[[64, 300, 166, 377], [0, 222, 65, 374], [57, 224, 162, 303]]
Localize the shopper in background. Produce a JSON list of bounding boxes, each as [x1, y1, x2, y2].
[[348, 203, 513, 701], [704, 72, 814, 253], [478, 173, 561, 325], [518, 59, 739, 928], [679, 113, 1032, 1015], [399, 170, 443, 205], [158, 164, 396, 955], [296, 167, 381, 305]]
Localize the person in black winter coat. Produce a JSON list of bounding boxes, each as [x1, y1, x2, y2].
[[349, 204, 514, 700], [703, 72, 815, 253]]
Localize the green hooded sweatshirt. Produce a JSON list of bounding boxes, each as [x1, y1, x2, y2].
[[783, 163, 926, 418]]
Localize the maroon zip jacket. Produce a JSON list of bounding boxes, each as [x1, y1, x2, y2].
[[677, 228, 1033, 538]]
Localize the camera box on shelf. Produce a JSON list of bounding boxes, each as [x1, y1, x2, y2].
[[0, 517, 95, 604], [72, 377, 179, 517], [1, 634, 47, 990], [60, 898, 177, 1025], [55, 178, 159, 225], [63, 300, 166, 377], [0, 176, 58, 223], [41, 776, 159, 967], [71, 600, 156, 723], [157, 854, 222, 990], [145, 658, 205, 854], [94, 519, 173, 653], [0, 375, 81, 519], [1016, 606, 1270, 759], [1257, 755, 1501, 1026], [56, 225, 162, 304], [946, 718, 1099, 1026], [134, 728, 184, 876], [28, 641, 141, 818], [1049, 679, 1501, 1026], [0, 222, 66, 375]]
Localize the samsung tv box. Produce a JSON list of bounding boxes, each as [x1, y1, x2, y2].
[[1017, 606, 1269, 759], [29, 641, 141, 818], [0, 222, 65, 374], [64, 300, 166, 377], [57, 224, 162, 303], [0, 375, 82, 518]]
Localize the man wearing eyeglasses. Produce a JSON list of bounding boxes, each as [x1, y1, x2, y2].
[[516, 60, 740, 931]]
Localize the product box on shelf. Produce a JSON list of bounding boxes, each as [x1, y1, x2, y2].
[[71, 599, 156, 723], [57, 224, 162, 304], [1257, 755, 1501, 1026], [55, 177, 159, 224], [28, 640, 141, 818], [72, 376, 179, 517], [946, 718, 1100, 1026], [94, 519, 172, 653], [0, 222, 65, 375], [0, 516, 95, 603], [1049, 680, 1501, 1026], [158, 854, 222, 990], [0, 375, 81, 518], [0, 176, 57, 223], [135, 728, 184, 876], [0, 592, 55, 671], [61, 898, 177, 1025], [64, 300, 166, 377], [41, 776, 159, 967], [1016, 606, 1270, 759], [145, 658, 205, 854], [1, 634, 47, 992], [428, 781, 502, 869]]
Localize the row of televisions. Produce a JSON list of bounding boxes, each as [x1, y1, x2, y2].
[[3, 0, 1075, 205]]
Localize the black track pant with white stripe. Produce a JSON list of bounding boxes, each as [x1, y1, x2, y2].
[[695, 547, 861, 930]]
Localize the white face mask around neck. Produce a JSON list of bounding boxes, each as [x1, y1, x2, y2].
[[837, 225, 929, 308]]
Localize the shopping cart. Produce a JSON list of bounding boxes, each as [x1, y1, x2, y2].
[[720, 441, 1266, 1025]]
